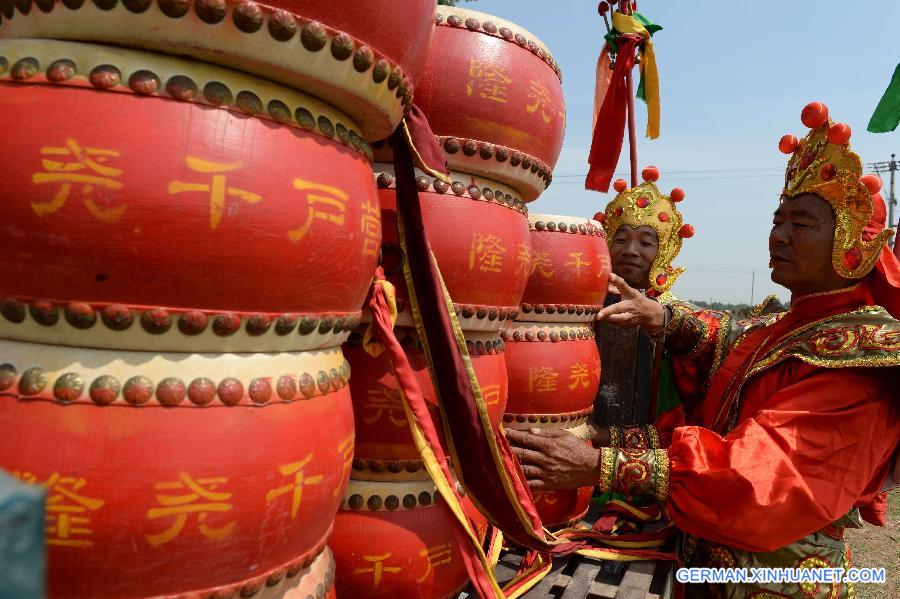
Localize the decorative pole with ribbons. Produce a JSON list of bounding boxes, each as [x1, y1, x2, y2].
[[587, 1, 662, 192]]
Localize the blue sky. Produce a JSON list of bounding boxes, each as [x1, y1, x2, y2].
[[463, 0, 899, 304]]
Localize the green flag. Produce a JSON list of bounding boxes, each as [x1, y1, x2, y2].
[[868, 64, 900, 133]]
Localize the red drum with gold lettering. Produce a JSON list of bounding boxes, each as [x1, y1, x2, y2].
[[344, 327, 508, 466], [0, 0, 437, 139], [375, 164, 531, 331], [332, 479, 485, 599], [0, 40, 378, 351], [501, 323, 599, 428], [335, 317, 508, 596], [413, 6, 565, 200], [0, 344, 353, 597], [519, 214, 610, 322], [0, 40, 367, 597]]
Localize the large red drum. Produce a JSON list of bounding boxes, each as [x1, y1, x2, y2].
[[519, 214, 610, 321], [0, 0, 437, 139], [343, 326, 508, 468], [413, 6, 565, 200], [332, 479, 484, 599], [376, 164, 531, 331], [502, 322, 599, 528], [0, 40, 379, 352], [0, 342, 354, 598], [501, 322, 600, 422]]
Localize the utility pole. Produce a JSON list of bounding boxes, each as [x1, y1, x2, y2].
[[750, 269, 755, 306], [870, 154, 897, 248]]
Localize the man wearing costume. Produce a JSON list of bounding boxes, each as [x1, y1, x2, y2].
[[508, 102, 900, 598], [593, 170, 694, 427]]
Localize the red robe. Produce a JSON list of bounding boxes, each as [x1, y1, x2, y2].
[[658, 283, 899, 552], [594, 270, 900, 598]]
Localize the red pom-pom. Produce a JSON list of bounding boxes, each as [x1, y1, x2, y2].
[[827, 123, 851, 145], [801, 102, 829, 129], [636, 196, 650, 208], [655, 273, 667, 287], [593, 211, 606, 223], [642, 166, 660, 182], [670, 187, 685, 202], [658, 212, 669, 222], [778, 134, 799, 154], [613, 179, 628, 192], [860, 174, 882, 194], [678, 224, 695, 238], [597, 2, 609, 15]]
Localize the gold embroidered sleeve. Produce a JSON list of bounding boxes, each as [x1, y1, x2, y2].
[[598, 447, 670, 502], [607, 425, 662, 450]]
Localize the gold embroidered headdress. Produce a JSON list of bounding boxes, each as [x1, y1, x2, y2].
[[595, 166, 694, 297], [780, 101, 894, 278]]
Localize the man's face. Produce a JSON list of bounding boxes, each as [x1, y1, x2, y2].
[[769, 193, 849, 296], [610, 225, 659, 289]]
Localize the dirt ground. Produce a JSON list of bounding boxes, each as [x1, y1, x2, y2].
[[845, 489, 899, 599]]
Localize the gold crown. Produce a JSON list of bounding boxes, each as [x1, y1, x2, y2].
[[595, 166, 693, 296], [780, 101, 893, 278]]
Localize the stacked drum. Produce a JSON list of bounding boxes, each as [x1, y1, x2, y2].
[[331, 5, 565, 598], [0, 2, 436, 597], [502, 214, 611, 528]]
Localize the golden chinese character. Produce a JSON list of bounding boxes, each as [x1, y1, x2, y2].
[[31, 138, 126, 222], [565, 252, 592, 279], [467, 59, 511, 103], [354, 553, 402, 588], [469, 232, 507, 273], [531, 251, 555, 278], [568, 362, 590, 390], [145, 473, 235, 546], [515, 242, 532, 276], [527, 367, 559, 393], [362, 385, 408, 427], [361, 199, 381, 257], [333, 434, 355, 497], [15, 472, 106, 548], [168, 157, 262, 229], [597, 253, 612, 277], [482, 384, 503, 407], [266, 455, 324, 518], [416, 543, 454, 583], [534, 492, 558, 507], [526, 80, 559, 124], [288, 178, 349, 242]]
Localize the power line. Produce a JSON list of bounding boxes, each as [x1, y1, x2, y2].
[[553, 166, 785, 179]]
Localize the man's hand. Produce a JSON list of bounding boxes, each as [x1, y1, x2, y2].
[[505, 428, 601, 491], [597, 273, 665, 333]]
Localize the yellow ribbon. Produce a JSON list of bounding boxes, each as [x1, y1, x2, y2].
[[362, 275, 398, 357], [611, 12, 660, 139]]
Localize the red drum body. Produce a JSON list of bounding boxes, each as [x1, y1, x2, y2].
[[0, 344, 354, 597], [0, 0, 437, 139], [505, 213, 610, 528], [0, 40, 369, 597], [520, 214, 610, 321], [414, 6, 565, 201], [332, 480, 486, 599], [0, 41, 378, 329], [502, 323, 600, 424], [531, 486, 594, 530], [344, 327, 507, 467], [376, 165, 531, 331]]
